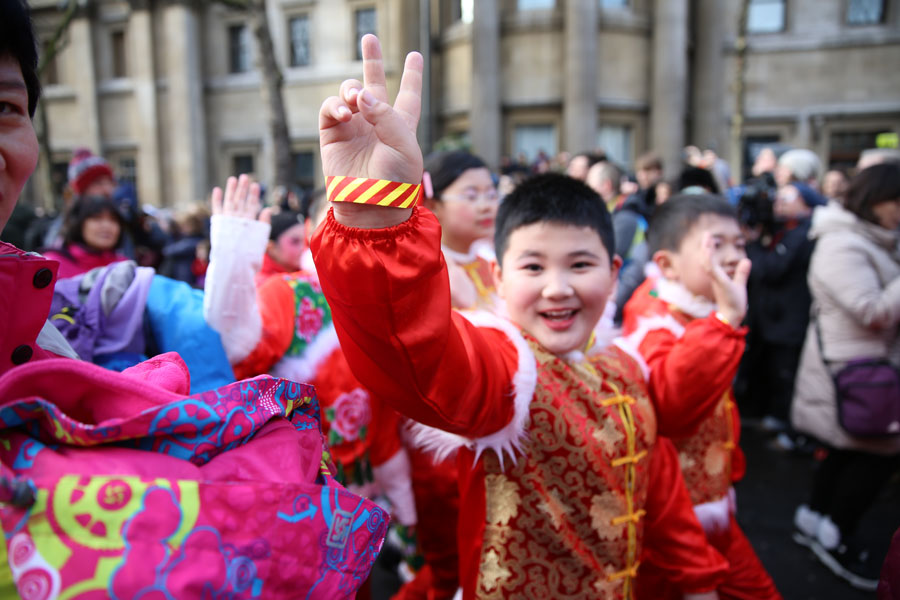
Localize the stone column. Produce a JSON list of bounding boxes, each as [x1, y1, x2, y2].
[[129, 5, 163, 206], [163, 1, 208, 207], [470, 0, 501, 169], [69, 15, 102, 152], [691, 0, 727, 156], [564, 0, 598, 154], [650, 0, 689, 177]]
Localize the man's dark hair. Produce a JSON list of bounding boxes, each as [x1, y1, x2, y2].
[[1, 0, 42, 117], [677, 166, 720, 194], [494, 173, 615, 266], [424, 151, 488, 199], [647, 193, 737, 254], [844, 163, 900, 225], [573, 151, 607, 169]]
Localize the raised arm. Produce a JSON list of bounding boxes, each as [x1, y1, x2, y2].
[[311, 35, 525, 445], [203, 174, 274, 364]]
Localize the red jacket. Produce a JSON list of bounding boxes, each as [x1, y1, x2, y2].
[[42, 242, 127, 279], [312, 207, 728, 599]]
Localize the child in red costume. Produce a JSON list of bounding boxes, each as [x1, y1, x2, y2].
[[621, 194, 781, 600], [202, 175, 417, 543], [310, 34, 729, 600]]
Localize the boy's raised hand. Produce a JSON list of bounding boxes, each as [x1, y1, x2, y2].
[[319, 34, 424, 228], [702, 232, 752, 327], [211, 174, 272, 224]]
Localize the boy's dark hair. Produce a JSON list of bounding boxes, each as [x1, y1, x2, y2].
[[494, 173, 615, 266], [677, 166, 720, 194], [424, 151, 488, 199], [269, 210, 303, 241], [63, 196, 126, 250], [1, 0, 42, 117], [636, 151, 663, 173], [648, 193, 737, 254], [844, 163, 900, 225]]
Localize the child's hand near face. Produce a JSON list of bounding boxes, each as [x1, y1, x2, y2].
[[702, 231, 752, 327], [318, 34, 424, 230]]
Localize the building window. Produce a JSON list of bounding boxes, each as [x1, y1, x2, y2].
[[116, 156, 138, 187], [597, 124, 632, 168], [292, 151, 315, 191], [289, 15, 311, 67], [829, 131, 883, 170], [746, 0, 785, 33], [743, 135, 780, 176], [847, 0, 885, 24], [354, 8, 377, 60], [599, 0, 629, 8], [513, 124, 557, 163], [518, 0, 555, 9], [232, 153, 255, 176], [111, 30, 127, 78], [460, 0, 474, 23], [229, 24, 251, 74]]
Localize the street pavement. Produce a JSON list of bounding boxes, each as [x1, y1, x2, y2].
[[372, 424, 900, 599]]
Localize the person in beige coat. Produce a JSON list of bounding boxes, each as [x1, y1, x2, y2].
[[791, 163, 900, 592]]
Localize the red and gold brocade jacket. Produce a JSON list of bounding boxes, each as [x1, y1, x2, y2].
[[622, 277, 747, 524], [311, 206, 728, 600]]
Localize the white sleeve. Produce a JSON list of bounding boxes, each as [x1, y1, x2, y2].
[[371, 449, 417, 527], [203, 214, 270, 364]]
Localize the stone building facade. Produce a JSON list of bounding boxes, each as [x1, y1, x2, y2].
[[26, 0, 900, 208]]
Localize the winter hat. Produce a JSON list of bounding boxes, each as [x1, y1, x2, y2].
[[269, 210, 303, 241], [68, 148, 115, 195], [789, 182, 827, 208]]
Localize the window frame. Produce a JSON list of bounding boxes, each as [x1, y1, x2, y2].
[[845, 0, 886, 25], [228, 23, 252, 74], [746, 0, 786, 34], [354, 7, 377, 61], [288, 14, 312, 68]]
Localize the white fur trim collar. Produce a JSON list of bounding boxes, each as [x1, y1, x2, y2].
[[269, 323, 340, 383], [655, 278, 717, 319], [623, 314, 687, 351], [407, 310, 537, 470]]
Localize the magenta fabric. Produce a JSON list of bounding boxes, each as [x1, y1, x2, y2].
[[42, 243, 127, 280], [0, 241, 61, 375], [0, 356, 388, 599]]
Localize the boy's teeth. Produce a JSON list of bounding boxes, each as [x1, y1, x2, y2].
[[543, 309, 574, 319]]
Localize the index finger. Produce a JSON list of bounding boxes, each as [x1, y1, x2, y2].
[[361, 34, 388, 102]]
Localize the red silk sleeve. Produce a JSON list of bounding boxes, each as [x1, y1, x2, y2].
[[639, 437, 729, 595], [640, 317, 746, 438], [310, 206, 518, 437], [232, 276, 295, 380]]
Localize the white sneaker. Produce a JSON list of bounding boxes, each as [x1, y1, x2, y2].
[[792, 504, 821, 547], [810, 517, 879, 591]]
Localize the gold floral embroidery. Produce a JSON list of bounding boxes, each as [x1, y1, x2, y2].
[[593, 415, 625, 454], [594, 565, 625, 596], [538, 487, 573, 530], [479, 548, 512, 593], [704, 444, 726, 476], [485, 474, 520, 526], [590, 492, 626, 541], [679, 451, 697, 472]]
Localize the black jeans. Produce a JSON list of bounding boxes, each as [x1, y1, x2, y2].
[[809, 447, 900, 541]]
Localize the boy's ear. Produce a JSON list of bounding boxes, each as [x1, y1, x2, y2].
[[491, 260, 505, 299], [424, 197, 440, 214], [611, 254, 623, 280], [652, 249, 678, 280], [265, 239, 276, 255]]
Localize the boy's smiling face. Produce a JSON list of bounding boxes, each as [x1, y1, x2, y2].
[[493, 222, 619, 355], [656, 214, 746, 301]]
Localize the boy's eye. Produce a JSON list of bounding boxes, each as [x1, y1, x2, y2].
[[522, 263, 542, 272], [571, 261, 593, 270], [0, 101, 20, 115]]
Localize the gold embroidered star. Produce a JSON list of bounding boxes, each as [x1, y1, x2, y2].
[[485, 474, 520, 526], [480, 549, 512, 593]]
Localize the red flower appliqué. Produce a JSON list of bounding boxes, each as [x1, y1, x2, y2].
[[296, 297, 324, 343], [330, 389, 371, 442]]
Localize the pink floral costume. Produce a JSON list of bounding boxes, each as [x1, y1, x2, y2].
[[0, 353, 388, 599]]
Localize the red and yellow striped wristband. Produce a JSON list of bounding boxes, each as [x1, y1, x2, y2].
[[326, 176, 423, 208]]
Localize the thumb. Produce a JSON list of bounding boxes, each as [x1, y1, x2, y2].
[[357, 87, 411, 152], [732, 258, 752, 290], [258, 207, 273, 225]]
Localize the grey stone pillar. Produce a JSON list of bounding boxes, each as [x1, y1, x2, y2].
[[564, 0, 598, 154], [691, 0, 727, 156], [163, 1, 208, 206], [69, 16, 102, 153], [650, 0, 689, 177], [471, 0, 501, 169], [130, 7, 163, 207]]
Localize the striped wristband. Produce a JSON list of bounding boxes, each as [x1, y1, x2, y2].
[[326, 176, 423, 208]]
